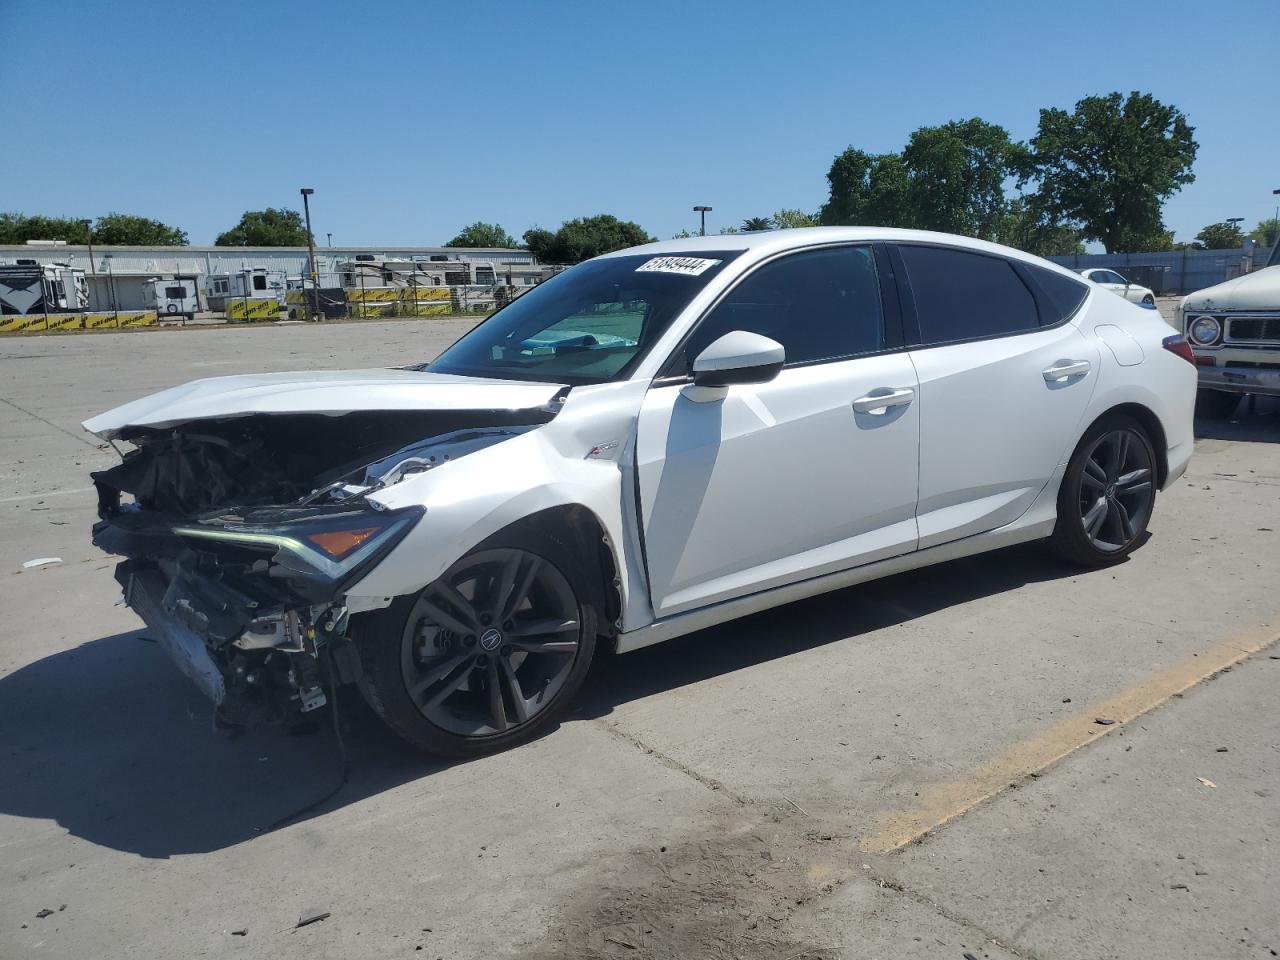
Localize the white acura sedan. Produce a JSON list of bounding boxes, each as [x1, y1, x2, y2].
[[85, 228, 1196, 755]]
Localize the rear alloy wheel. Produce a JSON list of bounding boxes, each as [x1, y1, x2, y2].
[[1141, 293, 1155, 307], [1194, 388, 1239, 420], [1051, 415, 1157, 567], [356, 537, 596, 756]]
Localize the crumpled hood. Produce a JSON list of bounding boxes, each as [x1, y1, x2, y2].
[[1182, 265, 1280, 312], [82, 368, 566, 439]]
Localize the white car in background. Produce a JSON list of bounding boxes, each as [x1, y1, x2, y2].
[[1078, 268, 1157, 308], [85, 228, 1197, 756]]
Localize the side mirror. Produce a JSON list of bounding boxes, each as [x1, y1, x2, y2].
[[691, 331, 785, 387]]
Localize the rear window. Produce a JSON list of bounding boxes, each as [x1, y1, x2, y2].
[[898, 245, 1039, 345], [165, 286, 186, 299]]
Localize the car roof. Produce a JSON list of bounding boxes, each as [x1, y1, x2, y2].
[[599, 226, 1084, 278]]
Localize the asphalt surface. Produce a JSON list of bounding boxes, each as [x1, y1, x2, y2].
[[2, 319, 1278, 960]]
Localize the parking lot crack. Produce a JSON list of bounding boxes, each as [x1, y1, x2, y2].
[[0, 396, 103, 450], [592, 718, 751, 806], [867, 874, 1052, 960]]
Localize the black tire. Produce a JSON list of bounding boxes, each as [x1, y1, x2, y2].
[[353, 528, 597, 756], [1194, 388, 1239, 420], [1141, 294, 1155, 307], [1050, 413, 1158, 568]]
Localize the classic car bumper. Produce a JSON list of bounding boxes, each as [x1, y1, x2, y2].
[[1197, 362, 1280, 397]]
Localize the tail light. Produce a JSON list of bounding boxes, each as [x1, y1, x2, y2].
[[1162, 335, 1196, 366]]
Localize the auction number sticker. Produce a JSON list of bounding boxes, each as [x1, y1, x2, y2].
[[635, 256, 722, 276]]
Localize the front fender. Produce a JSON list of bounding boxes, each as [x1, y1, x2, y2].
[[345, 380, 653, 631]]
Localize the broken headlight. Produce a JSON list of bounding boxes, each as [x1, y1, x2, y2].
[[172, 504, 423, 587]]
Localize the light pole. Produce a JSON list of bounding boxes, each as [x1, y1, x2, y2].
[[693, 205, 712, 237], [79, 218, 96, 276], [300, 187, 320, 321], [326, 232, 332, 247], [1273, 188, 1279, 228]]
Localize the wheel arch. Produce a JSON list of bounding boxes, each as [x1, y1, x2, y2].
[[1078, 402, 1168, 488], [476, 504, 622, 641]]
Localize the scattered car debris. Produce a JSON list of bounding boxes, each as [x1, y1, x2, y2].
[[22, 557, 61, 569], [1170, 883, 1189, 891], [1094, 718, 1116, 726], [1217, 747, 1229, 752], [35, 908, 54, 919], [1197, 777, 1217, 788], [296, 908, 331, 928], [231, 929, 248, 936]]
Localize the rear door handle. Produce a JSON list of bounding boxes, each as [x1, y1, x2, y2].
[[1042, 360, 1091, 382], [853, 387, 914, 414]]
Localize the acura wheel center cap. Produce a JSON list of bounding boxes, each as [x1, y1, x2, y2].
[[479, 628, 503, 651]]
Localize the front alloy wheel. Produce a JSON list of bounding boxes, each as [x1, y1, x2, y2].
[[356, 537, 596, 756], [1052, 416, 1156, 567]]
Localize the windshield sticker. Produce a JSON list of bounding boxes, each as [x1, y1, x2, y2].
[[635, 256, 722, 276]]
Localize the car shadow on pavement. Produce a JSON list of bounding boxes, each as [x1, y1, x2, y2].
[[577, 540, 1089, 719], [1194, 395, 1280, 442], [0, 628, 443, 859], [0, 542, 1105, 860]]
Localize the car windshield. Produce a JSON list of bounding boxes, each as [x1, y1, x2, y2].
[[426, 252, 741, 384]]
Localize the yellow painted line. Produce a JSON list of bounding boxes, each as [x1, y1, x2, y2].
[[859, 624, 1280, 853]]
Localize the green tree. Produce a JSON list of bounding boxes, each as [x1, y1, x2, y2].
[[0, 212, 186, 245], [741, 216, 773, 232], [1025, 91, 1198, 253], [771, 209, 818, 229], [819, 149, 913, 227], [215, 208, 310, 246], [1193, 221, 1245, 250], [0, 213, 88, 244], [446, 221, 516, 248], [901, 118, 1028, 240], [92, 212, 187, 245], [1247, 217, 1280, 249], [522, 227, 556, 260], [528, 215, 653, 263], [995, 197, 1084, 257]]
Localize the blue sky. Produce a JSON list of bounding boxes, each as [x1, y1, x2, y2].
[[3, 0, 1276, 247]]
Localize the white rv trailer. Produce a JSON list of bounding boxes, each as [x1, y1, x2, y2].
[[0, 259, 88, 315], [204, 268, 286, 311], [144, 277, 201, 320]]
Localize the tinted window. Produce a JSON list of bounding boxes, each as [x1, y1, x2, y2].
[[1026, 264, 1089, 323], [252, 274, 267, 290], [165, 285, 185, 299], [679, 245, 882, 370], [899, 245, 1038, 345]]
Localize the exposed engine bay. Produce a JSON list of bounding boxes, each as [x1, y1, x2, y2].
[[91, 404, 560, 729]]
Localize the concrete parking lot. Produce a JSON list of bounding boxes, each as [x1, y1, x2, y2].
[[3, 320, 1278, 960]]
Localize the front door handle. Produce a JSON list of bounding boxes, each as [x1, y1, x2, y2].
[[1042, 360, 1091, 383], [853, 387, 914, 414]]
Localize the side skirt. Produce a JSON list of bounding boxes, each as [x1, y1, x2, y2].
[[615, 516, 1056, 654]]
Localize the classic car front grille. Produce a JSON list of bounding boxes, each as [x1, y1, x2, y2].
[[1225, 316, 1280, 344]]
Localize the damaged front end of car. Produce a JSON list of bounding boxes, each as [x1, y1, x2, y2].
[[89, 407, 553, 730]]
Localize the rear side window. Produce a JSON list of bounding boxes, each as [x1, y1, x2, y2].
[[898, 245, 1038, 345], [680, 245, 883, 369], [1026, 264, 1089, 323]]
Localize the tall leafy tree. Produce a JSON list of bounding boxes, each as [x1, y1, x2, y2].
[[996, 197, 1084, 257], [740, 216, 773, 232], [1025, 92, 1197, 253], [522, 227, 556, 260], [0, 212, 186, 245], [215, 208, 310, 246], [901, 119, 1028, 239], [819, 149, 912, 227], [1247, 218, 1280, 249], [771, 209, 818, 229], [447, 221, 516, 247], [1194, 221, 1245, 250], [92, 212, 187, 245], [526, 215, 652, 263]]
